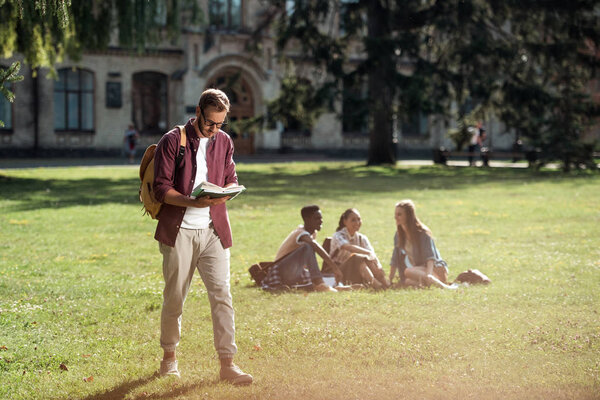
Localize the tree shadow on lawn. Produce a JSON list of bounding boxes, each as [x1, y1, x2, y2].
[[77, 372, 219, 400], [1, 165, 595, 212], [237, 164, 596, 201], [0, 174, 139, 212]]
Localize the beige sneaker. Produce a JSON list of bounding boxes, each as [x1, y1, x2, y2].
[[220, 364, 253, 385], [160, 358, 180, 378], [314, 283, 338, 292]]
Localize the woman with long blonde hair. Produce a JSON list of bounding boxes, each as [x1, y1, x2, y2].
[[390, 200, 450, 287]]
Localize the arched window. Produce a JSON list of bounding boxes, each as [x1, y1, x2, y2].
[[0, 66, 13, 131], [54, 68, 95, 132]]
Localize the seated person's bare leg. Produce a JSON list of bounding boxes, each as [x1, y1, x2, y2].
[[365, 259, 389, 288], [347, 255, 381, 289], [358, 263, 381, 289], [403, 278, 421, 287], [404, 266, 431, 286]]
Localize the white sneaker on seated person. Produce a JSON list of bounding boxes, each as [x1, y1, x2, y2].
[[314, 283, 338, 292]]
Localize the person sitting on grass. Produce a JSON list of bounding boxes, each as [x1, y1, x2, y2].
[[324, 208, 389, 289], [389, 200, 453, 289], [262, 205, 344, 292]]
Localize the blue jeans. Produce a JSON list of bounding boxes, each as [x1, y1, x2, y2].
[[277, 243, 323, 286]]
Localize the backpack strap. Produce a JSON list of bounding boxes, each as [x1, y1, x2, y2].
[[175, 125, 186, 165]]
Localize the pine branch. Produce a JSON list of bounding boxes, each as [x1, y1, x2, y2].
[[0, 61, 23, 103]]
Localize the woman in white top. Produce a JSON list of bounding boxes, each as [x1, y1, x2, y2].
[[326, 208, 389, 289]]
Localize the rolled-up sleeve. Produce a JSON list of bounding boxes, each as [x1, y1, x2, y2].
[[153, 129, 179, 203], [330, 231, 348, 257], [295, 231, 310, 244], [223, 136, 238, 186]]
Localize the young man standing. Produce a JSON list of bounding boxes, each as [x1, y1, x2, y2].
[[152, 88, 252, 385], [262, 205, 343, 291]]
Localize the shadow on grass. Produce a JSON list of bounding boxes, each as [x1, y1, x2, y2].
[[238, 164, 597, 201], [1, 165, 596, 212], [77, 372, 159, 400], [128, 379, 221, 400], [76, 372, 218, 400], [0, 174, 139, 212]]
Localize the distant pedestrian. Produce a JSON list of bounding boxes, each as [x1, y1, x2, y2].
[[124, 123, 139, 163], [478, 128, 489, 166], [468, 126, 485, 166]]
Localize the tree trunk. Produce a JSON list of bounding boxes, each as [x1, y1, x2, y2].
[[367, 0, 395, 165]]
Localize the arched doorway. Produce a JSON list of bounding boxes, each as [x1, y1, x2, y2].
[[132, 72, 168, 136], [206, 71, 255, 154]]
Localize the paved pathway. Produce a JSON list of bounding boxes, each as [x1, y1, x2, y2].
[[0, 154, 536, 169]]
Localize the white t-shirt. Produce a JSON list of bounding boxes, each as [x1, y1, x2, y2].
[[275, 225, 316, 260], [181, 138, 211, 229], [330, 227, 374, 264], [469, 127, 480, 146]]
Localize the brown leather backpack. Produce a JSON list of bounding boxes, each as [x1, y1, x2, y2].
[[139, 126, 186, 219], [454, 269, 491, 285]]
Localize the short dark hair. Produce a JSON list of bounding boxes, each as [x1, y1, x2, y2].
[[301, 205, 320, 221]]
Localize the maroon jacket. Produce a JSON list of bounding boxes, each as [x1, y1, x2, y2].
[[153, 118, 238, 248]]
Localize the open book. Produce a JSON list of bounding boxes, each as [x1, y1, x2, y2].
[[191, 181, 246, 200]]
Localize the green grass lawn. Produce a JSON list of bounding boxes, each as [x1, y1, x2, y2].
[[1, 162, 598, 400]]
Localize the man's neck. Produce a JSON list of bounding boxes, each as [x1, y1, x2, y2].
[[304, 225, 315, 235]]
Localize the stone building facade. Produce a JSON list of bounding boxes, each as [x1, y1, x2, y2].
[[2, 1, 587, 157]]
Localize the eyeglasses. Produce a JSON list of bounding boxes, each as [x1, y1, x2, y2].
[[201, 108, 228, 130]]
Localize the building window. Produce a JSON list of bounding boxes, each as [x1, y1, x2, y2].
[[155, 0, 167, 26], [132, 71, 168, 135], [285, 0, 295, 16], [209, 0, 242, 30], [400, 111, 428, 137], [342, 79, 368, 135], [54, 68, 95, 132], [0, 81, 12, 131], [339, 0, 365, 37]]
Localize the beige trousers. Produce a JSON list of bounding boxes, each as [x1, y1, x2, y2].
[[159, 227, 237, 358]]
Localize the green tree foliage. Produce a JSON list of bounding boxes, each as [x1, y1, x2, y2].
[[267, 75, 332, 132], [494, 0, 600, 171], [0, 0, 72, 73], [0, 0, 201, 88], [0, 0, 201, 128], [264, 0, 599, 168], [0, 60, 23, 127]]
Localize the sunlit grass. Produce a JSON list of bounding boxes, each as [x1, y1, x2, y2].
[[0, 162, 599, 399]]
